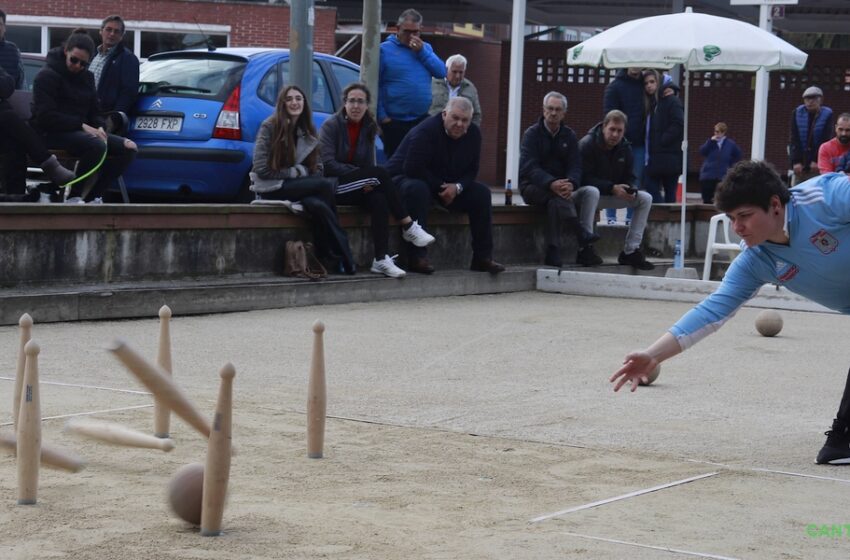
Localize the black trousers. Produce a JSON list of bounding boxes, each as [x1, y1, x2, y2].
[[0, 109, 52, 194], [261, 176, 354, 271], [835, 368, 850, 427], [380, 114, 427, 159], [335, 166, 407, 259], [520, 181, 578, 251], [43, 130, 135, 200], [700, 179, 720, 204], [398, 177, 493, 261]]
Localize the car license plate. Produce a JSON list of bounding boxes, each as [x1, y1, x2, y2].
[[134, 115, 183, 132]]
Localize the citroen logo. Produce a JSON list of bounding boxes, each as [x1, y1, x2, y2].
[[151, 99, 163, 109], [193, 113, 208, 119]]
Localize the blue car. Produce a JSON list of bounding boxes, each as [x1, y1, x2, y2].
[[124, 48, 371, 202]]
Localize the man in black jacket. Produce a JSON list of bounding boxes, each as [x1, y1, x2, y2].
[[519, 91, 601, 267], [89, 15, 139, 116], [386, 96, 504, 274], [579, 110, 655, 270]]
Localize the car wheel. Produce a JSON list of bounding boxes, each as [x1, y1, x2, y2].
[[233, 175, 255, 204]]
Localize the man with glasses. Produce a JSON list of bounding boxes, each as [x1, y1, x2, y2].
[[519, 91, 602, 268], [378, 8, 445, 158], [789, 86, 834, 186], [90, 15, 138, 115]]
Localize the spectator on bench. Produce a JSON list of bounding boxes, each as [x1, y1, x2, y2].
[[31, 29, 136, 203], [319, 82, 435, 279], [1, 65, 75, 191], [251, 84, 355, 275]]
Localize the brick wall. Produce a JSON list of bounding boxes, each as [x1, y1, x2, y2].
[[4, 0, 338, 53], [499, 40, 850, 180]]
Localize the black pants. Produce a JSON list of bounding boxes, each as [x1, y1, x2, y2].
[[520, 181, 578, 251], [0, 109, 52, 194], [335, 166, 407, 259], [43, 130, 135, 200], [380, 114, 427, 159], [700, 179, 720, 204], [835, 368, 850, 427], [261, 176, 354, 271], [398, 177, 493, 261]]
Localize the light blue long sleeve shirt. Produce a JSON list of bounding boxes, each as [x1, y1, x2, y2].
[[671, 173, 850, 349]]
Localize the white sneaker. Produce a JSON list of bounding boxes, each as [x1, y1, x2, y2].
[[370, 254, 406, 278], [89, 197, 103, 204], [64, 197, 84, 204], [401, 220, 435, 247]]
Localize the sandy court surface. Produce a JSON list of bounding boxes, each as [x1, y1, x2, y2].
[[1, 291, 849, 559]]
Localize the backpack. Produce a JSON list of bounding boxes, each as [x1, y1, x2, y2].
[[284, 241, 327, 280]]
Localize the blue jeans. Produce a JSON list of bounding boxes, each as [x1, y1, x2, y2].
[[605, 145, 644, 223]]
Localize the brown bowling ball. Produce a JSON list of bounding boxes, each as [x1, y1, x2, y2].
[[168, 462, 204, 525]]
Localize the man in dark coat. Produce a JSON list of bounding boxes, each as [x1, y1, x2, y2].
[[579, 110, 655, 270], [89, 15, 139, 116], [386, 96, 504, 274], [0, 9, 27, 192]]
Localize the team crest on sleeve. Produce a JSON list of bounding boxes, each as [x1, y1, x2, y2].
[[810, 229, 839, 254]]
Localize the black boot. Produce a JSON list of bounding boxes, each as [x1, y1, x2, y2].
[[544, 245, 563, 268], [816, 420, 850, 465]]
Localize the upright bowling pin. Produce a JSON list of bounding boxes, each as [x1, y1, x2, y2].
[[12, 313, 33, 425], [17, 340, 41, 505], [154, 305, 173, 438], [307, 320, 326, 459], [200, 363, 235, 537]]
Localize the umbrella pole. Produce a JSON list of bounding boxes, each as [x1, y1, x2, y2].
[[678, 68, 689, 269]]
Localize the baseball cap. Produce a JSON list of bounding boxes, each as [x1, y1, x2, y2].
[[802, 86, 823, 99]]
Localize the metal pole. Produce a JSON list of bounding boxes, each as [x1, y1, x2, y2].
[[360, 0, 382, 115], [290, 0, 314, 99], [751, 5, 771, 159], [678, 69, 690, 269], [505, 0, 527, 194]]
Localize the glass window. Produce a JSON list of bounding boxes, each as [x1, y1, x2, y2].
[[140, 32, 227, 59], [280, 61, 333, 114], [139, 55, 245, 99], [48, 27, 134, 52], [5, 26, 41, 53], [330, 61, 361, 94], [257, 65, 280, 106]]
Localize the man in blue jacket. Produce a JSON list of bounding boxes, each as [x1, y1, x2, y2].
[[378, 8, 445, 158], [612, 161, 850, 465], [89, 15, 139, 116], [386, 97, 504, 275], [789, 86, 833, 186]]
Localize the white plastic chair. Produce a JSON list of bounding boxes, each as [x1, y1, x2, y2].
[[702, 213, 742, 281]]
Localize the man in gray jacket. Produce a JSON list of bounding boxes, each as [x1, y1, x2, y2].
[[428, 54, 481, 127]]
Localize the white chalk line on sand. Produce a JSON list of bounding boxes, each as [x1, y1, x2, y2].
[[0, 404, 153, 427], [560, 532, 741, 560], [530, 471, 720, 523], [0, 376, 151, 396], [684, 458, 850, 485]]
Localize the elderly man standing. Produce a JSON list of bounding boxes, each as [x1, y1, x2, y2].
[[579, 110, 655, 271], [378, 8, 445, 158], [386, 96, 504, 275], [89, 15, 139, 116], [789, 86, 834, 185], [519, 91, 601, 268], [428, 53, 481, 127]]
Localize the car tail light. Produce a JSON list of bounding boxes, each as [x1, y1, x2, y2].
[[213, 85, 241, 140]]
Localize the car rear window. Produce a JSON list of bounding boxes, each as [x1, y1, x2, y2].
[[139, 57, 246, 99]]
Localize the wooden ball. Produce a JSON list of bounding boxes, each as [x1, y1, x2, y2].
[[168, 462, 204, 525], [755, 310, 783, 337], [639, 364, 661, 386]]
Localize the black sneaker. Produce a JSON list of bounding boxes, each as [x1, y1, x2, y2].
[[816, 423, 850, 465], [618, 249, 655, 270], [577, 228, 601, 246], [576, 245, 603, 267], [544, 246, 563, 268]]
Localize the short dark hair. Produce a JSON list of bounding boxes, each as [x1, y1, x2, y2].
[[101, 15, 125, 33], [65, 28, 96, 58], [715, 160, 790, 213]]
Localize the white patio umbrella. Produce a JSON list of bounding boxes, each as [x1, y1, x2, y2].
[[567, 7, 807, 269]]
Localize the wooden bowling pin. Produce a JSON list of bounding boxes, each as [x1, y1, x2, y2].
[[108, 339, 211, 439], [200, 363, 235, 537], [307, 320, 326, 459], [0, 433, 86, 472], [154, 305, 173, 438], [65, 418, 176, 452], [17, 340, 41, 505], [12, 313, 33, 425]]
